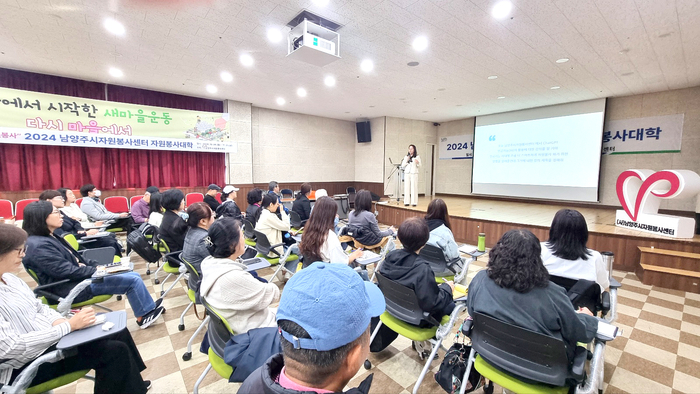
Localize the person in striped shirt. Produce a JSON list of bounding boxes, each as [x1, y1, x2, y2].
[[0, 224, 151, 393]]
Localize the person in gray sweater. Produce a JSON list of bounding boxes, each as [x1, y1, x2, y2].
[[347, 190, 395, 245], [467, 229, 598, 364], [181, 202, 214, 299]]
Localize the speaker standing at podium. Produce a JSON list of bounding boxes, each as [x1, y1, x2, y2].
[[401, 144, 421, 206]]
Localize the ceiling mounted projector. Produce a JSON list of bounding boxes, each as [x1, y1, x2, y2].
[[286, 10, 341, 67]]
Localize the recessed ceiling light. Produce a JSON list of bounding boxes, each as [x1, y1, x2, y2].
[[412, 36, 429, 51], [497, 96, 505, 99], [267, 27, 283, 43], [360, 59, 374, 73], [312, 0, 329, 6], [220, 71, 233, 83], [491, 0, 513, 20], [240, 53, 254, 67], [276, 97, 285, 105], [487, 75, 498, 80], [296, 87, 307, 97], [103, 18, 125, 36], [407, 61, 420, 67], [206, 84, 218, 94], [550, 86, 561, 90], [324, 75, 336, 87], [108, 67, 123, 78], [556, 58, 569, 63]]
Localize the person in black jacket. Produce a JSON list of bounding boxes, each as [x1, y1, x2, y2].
[[159, 189, 188, 252], [203, 184, 221, 212], [245, 188, 263, 227], [39, 190, 123, 256], [21, 201, 164, 329], [371, 217, 455, 352], [291, 182, 312, 223], [216, 185, 243, 219]]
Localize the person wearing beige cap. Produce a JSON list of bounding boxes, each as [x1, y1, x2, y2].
[[215, 185, 244, 220]]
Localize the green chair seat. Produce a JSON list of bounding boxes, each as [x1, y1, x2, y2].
[[244, 239, 256, 247], [291, 228, 303, 234], [474, 354, 569, 394], [256, 253, 299, 266], [435, 276, 454, 284], [43, 294, 113, 309], [163, 262, 180, 274], [378, 312, 450, 342], [208, 347, 233, 379], [188, 288, 196, 303], [26, 369, 90, 394], [106, 228, 124, 233]]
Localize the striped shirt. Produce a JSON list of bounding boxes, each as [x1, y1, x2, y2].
[[0, 273, 71, 385]]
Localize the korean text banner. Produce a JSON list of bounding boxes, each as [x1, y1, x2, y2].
[[439, 134, 474, 159], [0, 87, 236, 153], [602, 114, 683, 155]]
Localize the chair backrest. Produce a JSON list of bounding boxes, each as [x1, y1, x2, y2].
[[289, 210, 303, 229], [549, 275, 601, 313], [470, 312, 570, 387], [347, 186, 356, 195], [280, 189, 294, 199], [0, 199, 13, 218], [15, 199, 39, 221], [26, 267, 40, 283], [419, 244, 455, 275], [201, 296, 235, 357], [185, 193, 204, 206], [75, 197, 83, 208], [375, 271, 435, 326], [253, 230, 276, 257], [215, 192, 222, 203], [130, 195, 143, 208], [60, 233, 80, 251], [180, 254, 200, 280], [243, 219, 256, 240], [104, 196, 129, 213]]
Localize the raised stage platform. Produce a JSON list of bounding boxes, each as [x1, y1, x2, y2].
[[375, 195, 700, 293]]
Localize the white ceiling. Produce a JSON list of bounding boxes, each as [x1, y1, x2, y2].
[[0, 0, 698, 122]]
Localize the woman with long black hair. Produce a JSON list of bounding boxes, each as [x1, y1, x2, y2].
[[299, 196, 363, 266]]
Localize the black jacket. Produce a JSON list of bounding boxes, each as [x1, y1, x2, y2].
[[58, 213, 123, 256], [245, 204, 262, 227], [379, 249, 455, 326], [159, 210, 188, 252], [239, 354, 373, 394], [23, 234, 98, 303], [291, 195, 311, 222], [216, 200, 242, 220], [203, 194, 220, 212], [59, 212, 86, 238]]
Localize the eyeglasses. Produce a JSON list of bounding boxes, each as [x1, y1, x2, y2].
[[51, 196, 65, 201], [50, 210, 61, 216], [16, 245, 27, 255]]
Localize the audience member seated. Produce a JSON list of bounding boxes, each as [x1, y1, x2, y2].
[[203, 184, 221, 212], [245, 188, 264, 227], [131, 186, 159, 224], [199, 218, 280, 334], [256, 193, 292, 256], [312, 189, 339, 232], [240, 263, 385, 393], [348, 190, 395, 245], [79, 184, 133, 233], [181, 202, 214, 299], [541, 209, 609, 292], [424, 198, 462, 265], [215, 185, 243, 219], [467, 229, 598, 363], [268, 180, 289, 214], [299, 196, 362, 266], [21, 201, 164, 329], [0, 224, 152, 393], [148, 192, 164, 228], [159, 189, 188, 252], [39, 190, 123, 257], [58, 188, 95, 226], [291, 182, 312, 223]]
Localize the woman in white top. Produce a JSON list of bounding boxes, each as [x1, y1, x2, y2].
[[401, 144, 421, 206], [255, 193, 291, 257], [199, 218, 280, 334], [147, 192, 163, 228], [57, 188, 102, 226], [299, 197, 363, 267], [541, 209, 609, 292]]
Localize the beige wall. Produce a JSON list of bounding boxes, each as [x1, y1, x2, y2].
[[225, 100, 253, 184], [435, 118, 475, 195], [354, 117, 385, 183], [384, 117, 438, 198]]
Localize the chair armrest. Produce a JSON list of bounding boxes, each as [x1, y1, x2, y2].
[[570, 345, 587, 382], [33, 280, 72, 304], [609, 277, 621, 289], [601, 291, 611, 317], [2, 349, 76, 394], [57, 279, 93, 316], [422, 312, 442, 328], [461, 318, 473, 336]]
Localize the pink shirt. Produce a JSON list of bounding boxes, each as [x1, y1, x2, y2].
[[278, 367, 334, 393]]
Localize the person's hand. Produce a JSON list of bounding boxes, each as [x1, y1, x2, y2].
[[389, 226, 396, 233], [119, 213, 129, 218], [349, 248, 364, 262], [71, 216, 81, 221], [444, 280, 455, 292], [69, 307, 96, 331], [242, 212, 246, 217], [335, 214, 339, 219], [95, 221, 104, 226], [576, 307, 594, 316], [86, 229, 99, 235], [78, 263, 85, 267]]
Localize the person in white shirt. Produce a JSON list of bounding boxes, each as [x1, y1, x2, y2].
[[401, 144, 421, 206], [255, 194, 291, 257], [57, 188, 102, 227], [541, 209, 609, 292], [147, 192, 164, 228], [299, 197, 363, 267]]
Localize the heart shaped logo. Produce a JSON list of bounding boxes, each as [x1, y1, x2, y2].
[[616, 170, 681, 221]]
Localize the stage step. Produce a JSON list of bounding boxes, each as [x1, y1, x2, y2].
[[636, 247, 700, 293]]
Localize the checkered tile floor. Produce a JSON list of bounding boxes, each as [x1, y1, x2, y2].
[[15, 235, 700, 394]]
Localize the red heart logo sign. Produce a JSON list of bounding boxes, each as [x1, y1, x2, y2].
[[616, 170, 681, 221]]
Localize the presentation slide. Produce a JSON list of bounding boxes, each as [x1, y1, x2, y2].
[[472, 98, 606, 202]]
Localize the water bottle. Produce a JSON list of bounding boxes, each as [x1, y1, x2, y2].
[[477, 233, 486, 252]]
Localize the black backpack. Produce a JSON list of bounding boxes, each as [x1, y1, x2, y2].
[[127, 223, 162, 263]]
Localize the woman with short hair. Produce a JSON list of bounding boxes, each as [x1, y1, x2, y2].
[[255, 193, 292, 256], [542, 209, 609, 291], [199, 218, 280, 333], [181, 202, 215, 298], [347, 190, 395, 246], [245, 188, 264, 227], [299, 196, 363, 266], [0, 223, 152, 393], [424, 198, 461, 264], [467, 229, 598, 363], [291, 182, 312, 222]]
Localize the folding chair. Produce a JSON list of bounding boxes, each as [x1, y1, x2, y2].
[[252, 230, 300, 282], [186, 192, 204, 206], [242, 219, 257, 247], [151, 236, 172, 284], [419, 244, 471, 284], [26, 270, 113, 314], [289, 210, 305, 233], [346, 186, 356, 209], [280, 189, 294, 199], [180, 255, 209, 362], [155, 249, 185, 298], [104, 196, 129, 213], [1, 347, 93, 394], [15, 198, 38, 221], [367, 272, 467, 394], [0, 199, 13, 219], [60, 233, 119, 266], [193, 297, 235, 394], [130, 195, 143, 208]]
